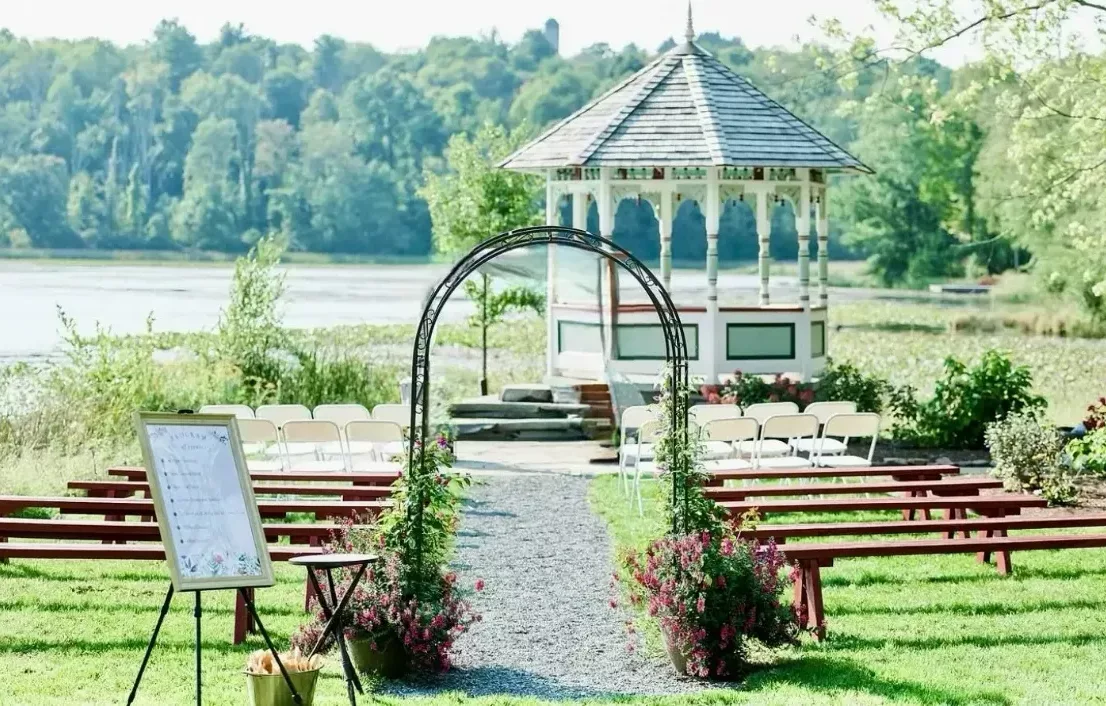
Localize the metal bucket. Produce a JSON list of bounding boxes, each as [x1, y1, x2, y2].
[[245, 668, 320, 706]]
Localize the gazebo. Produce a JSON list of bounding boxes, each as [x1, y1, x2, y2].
[[500, 10, 870, 385]]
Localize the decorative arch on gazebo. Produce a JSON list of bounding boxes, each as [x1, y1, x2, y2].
[[407, 225, 691, 573]]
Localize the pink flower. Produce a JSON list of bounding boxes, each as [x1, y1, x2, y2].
[[474, 579, 485, 592]]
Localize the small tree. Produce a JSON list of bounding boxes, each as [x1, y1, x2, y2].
[[420, 123, 543, 394]]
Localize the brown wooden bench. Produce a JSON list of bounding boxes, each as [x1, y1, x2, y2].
[[69, 480, 392, 501], [704, 464, 959, 486], [721, 494, 1047, 520], [704, 476, 1001, 502], [741, 513, 1106, 543], [0, 495, 389, 521], [781, 533, 1106, 639], [0, 541, 324, 643], [106, 466, 401, 485], [0, 518, 339, 545]]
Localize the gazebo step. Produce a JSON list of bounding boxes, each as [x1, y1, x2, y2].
[[448, 397, 590, 420]]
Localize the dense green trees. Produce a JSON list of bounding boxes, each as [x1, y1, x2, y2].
[[0, 14, 1081, 288]]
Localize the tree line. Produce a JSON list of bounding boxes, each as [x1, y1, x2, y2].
[[0, 17, 1056, 285]]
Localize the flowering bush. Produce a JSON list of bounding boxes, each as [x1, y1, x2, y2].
[[1083, 397, 1106, 432], [292, 429, 479, 673], [701, 371, 814, 408], [292, 528, 479, 672], [622, 528, 798, 679]]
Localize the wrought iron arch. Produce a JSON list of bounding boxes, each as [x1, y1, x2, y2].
[[407, 226, 691, 576]]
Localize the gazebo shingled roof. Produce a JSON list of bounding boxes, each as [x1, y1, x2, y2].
[[500, 39, 871, 174]]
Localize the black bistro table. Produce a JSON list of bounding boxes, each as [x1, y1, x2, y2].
[[290, 553, 379, 705]]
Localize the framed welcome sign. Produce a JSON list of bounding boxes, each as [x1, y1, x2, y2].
[[135, 412, 274, 592]]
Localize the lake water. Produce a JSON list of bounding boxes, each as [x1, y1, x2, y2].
[[0, 259, 940, 363]]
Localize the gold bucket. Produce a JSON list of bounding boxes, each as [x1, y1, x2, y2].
[[245, 668, 321, 706]]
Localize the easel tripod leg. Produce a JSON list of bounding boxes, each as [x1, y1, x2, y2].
[[195, 592, 202, 706], [238, 589, 304, 706], [126, 584, 175, 705]]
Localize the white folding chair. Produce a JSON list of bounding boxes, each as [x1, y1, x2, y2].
[[256, 404, 314, 454], [313, 404, 370, 426], [618, 405, 658, 495], [280, 420, 346, 472], [236, 418, 283, 471], [344, 420, 405, 468], [199, 404, 255, 419], [689, 404, 743, 458], [754, 414, 820, 469], [701, 418, 758, 473], [743, 401, 800, 424], [814, 413, 881, 468], [313, 404, 371, 455], [630, 420, 667, 516], [256, 403, 312, 425], [792, 401, 857, 456], [372, 404, 413, 429]]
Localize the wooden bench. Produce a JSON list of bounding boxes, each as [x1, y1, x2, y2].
[[106, 466, 401, 485], [704, 464, 959, 486], [704, 477, 1001, 502], [0, 518, 339, 545], [741, 513, 1106, 543], [721, 494, 1047, 520], [782, 533, 1106, 639], [0, 496, 389, 521], [69, 480, 392, 501], [0, 541, 324, 644]]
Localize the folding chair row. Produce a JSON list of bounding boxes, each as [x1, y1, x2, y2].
[[617, 401, 862, 496], [237, 418, 405, 472], [702, 413, 881, 471], [690, 400, 857, 426], [199, 403, 414, 429]]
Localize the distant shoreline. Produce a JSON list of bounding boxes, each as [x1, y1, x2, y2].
[[0, 248, 442, 267]]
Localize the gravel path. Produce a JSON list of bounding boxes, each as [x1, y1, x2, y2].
[[383, 472, 710, 699]]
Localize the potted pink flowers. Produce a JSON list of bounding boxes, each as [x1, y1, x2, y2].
[[623, 529, 798, 679]]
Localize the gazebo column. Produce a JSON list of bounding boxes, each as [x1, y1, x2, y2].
[[703, 176, 721, 380], [817, 188, 829, 307], [756, 189, 771, 306], [597, 173, 616, 361], [659, 188, 673, 290], [545, 176, 559, 377], [798, 180, 811, 310]]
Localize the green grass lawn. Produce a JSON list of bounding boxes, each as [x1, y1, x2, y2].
[[6, 477, 1106, 705], [589, 475, 1106, 706]]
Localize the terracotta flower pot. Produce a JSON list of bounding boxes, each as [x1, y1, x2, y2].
[[348, 634, 408, 678], [245, 669, 320, 706]]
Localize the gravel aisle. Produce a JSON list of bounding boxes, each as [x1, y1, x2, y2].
[[384, 472, 709, 699]]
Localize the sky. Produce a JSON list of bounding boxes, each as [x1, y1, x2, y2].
[[0, 0, 981, 64]]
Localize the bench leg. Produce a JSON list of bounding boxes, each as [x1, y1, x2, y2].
[[997, 549, 1012, 575], [805, 562, 827, 641], [234, 588, 258, 644], [792, 561, 807, 624], [0, 535, 7, 565], [978, 529, 993, 563]]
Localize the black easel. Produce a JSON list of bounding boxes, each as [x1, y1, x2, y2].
[[126, 585, 303, 705]]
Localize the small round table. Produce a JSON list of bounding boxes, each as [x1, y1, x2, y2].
[[290, 553, 379, 706]]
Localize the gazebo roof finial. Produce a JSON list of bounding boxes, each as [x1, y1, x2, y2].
[[685, 2, 696, 43]]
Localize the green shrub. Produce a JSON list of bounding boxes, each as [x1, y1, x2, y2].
[[216, 234, 288, 393], [815, 360, 890, 413], [985, 411, 1078, 505], [890, 350, 1045, 449], [272, 347, 401, 410], [1068, 427, 1106, 475]]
